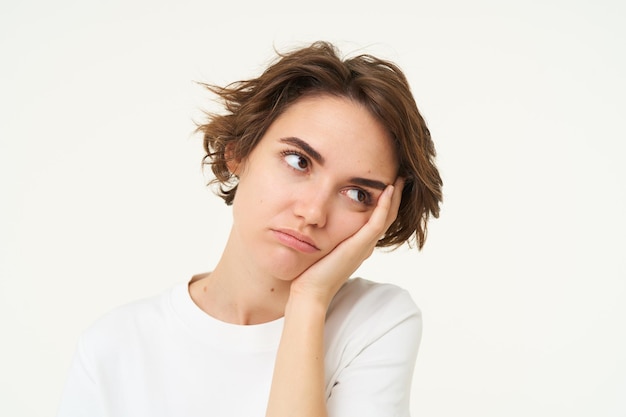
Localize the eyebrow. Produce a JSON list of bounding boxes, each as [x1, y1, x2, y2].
[[279, 136, 388, 191], [350, 177, 388, 191], [279, 137, 325, 165]]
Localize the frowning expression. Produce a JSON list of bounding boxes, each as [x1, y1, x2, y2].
[[229, 94, 399, 280]]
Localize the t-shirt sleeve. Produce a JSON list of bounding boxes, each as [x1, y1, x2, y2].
[[325, 282, 422, 417], [57, 336, 106, 417]]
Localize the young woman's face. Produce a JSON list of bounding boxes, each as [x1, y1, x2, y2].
[[230, 94, 398, 281]]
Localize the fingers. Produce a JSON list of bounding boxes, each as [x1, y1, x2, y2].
[[375, 177, 405, 232], [355, 176, 405, 247], [290, 177, 405, 303], [311, 176, 404, 264], [384, 177, 405, 231]]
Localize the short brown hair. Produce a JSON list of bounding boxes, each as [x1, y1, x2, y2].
[[197, 41, 442, 249]]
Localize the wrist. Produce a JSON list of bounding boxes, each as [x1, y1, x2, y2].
[[285, 286, 330, 318]]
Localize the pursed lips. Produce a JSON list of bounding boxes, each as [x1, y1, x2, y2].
[[271, 228, 320, 253]]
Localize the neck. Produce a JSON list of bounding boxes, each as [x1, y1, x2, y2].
[[189, 234, 291, 325]]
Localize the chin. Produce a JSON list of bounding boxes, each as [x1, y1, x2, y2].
[[267, 262, 309, 282], [258, 249, 315, 282]]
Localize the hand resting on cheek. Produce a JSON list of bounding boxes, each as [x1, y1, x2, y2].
[[289, 177, 406, 308]]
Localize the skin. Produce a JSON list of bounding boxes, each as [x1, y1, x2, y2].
[[189, 94, 405, 416]]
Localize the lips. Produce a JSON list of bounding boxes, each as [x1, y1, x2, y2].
[[271, 229, 320, 253]]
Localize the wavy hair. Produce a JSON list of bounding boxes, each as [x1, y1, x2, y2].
[[197, 41, 442, 249]]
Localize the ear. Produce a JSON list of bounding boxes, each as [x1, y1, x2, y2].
[[227, 159, 240, 177], [225, 143, 241, 177]]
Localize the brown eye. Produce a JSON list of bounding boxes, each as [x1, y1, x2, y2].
[[284, 153, 309, 171], [345, 189, 370, 205]]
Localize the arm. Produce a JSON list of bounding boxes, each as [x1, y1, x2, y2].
[[265, 179, 404, 417]]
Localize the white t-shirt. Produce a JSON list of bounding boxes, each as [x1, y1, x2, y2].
[[57, 278, 422, 417]]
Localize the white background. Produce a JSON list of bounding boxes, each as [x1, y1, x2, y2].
[[1, 0, 625, 415]]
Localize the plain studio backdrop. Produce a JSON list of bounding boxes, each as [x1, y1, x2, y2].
[[1, 0, 625, 416]]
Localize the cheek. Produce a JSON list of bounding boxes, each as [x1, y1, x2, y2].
[[233, 175, 293, 227], [329, 211, 370, 244]]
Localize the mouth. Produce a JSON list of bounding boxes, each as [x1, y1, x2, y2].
[[271, 229, 320, 254]]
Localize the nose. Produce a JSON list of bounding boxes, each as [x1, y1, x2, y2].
[[292, 184, 331, 228]]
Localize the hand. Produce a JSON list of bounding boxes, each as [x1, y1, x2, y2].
[[289, 177, 405, 307]]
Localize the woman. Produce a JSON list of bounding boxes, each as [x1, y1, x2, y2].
[[58, 41, 442, 417]]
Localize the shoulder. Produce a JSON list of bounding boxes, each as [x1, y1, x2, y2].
[[77, 285, 178, 356], [323, 278, 422, 400], [325, 278, 421, 348], [329, 278, 420, 324]]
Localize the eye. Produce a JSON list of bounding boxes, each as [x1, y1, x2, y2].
[[345, 188, 372, 205], [283, 152, 309, 171]]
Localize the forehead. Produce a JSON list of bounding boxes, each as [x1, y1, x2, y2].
[[264, 94, 398, 174]]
